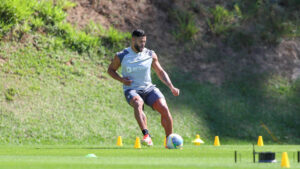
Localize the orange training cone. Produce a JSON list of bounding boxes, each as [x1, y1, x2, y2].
[[192, 134, 204, 145], [117, 136, 123, 146], [214, 136, 220, 146], [134, 137, 141, 149], [281, 152, 290, 168], [257, 136, 264, 146]]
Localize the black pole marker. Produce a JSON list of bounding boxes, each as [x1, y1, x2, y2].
[[253, 144, 255, 163], [235, 151, 237, 163]]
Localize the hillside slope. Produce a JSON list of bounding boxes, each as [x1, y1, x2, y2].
[[68, 0, 300, 84], [0, 41, 204, 144], [0, 0, 300, 145]]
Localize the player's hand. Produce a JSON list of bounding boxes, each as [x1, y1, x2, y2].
[[122, 77, 132, 86], [171, 87, 180, 96]]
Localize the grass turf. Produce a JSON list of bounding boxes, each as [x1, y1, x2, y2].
[[0, 145, 299, 169]]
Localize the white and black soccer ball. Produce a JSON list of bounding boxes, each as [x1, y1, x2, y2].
[[167, 133, 183, 149]]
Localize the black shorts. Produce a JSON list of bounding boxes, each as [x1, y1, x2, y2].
[[124, 86, 165, 108]]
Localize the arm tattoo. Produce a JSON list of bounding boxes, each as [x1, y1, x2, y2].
[[160, 71, 173, 88]]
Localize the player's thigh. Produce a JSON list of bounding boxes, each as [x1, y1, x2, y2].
[[145, 87, 167, 111], [153, 98, 169, 113], [124, 89, 145, 109]]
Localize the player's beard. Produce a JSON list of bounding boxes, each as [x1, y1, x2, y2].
[[134, 44, 144, 52]]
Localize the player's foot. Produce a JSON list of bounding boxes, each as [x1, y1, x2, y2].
[[165, 136, 168, 148], [142, 134, 153, 146]]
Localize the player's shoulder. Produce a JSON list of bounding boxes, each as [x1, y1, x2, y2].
[[116, 47, 130, 62], [117, 47, 130, 56], [143, 48, 156, 57]]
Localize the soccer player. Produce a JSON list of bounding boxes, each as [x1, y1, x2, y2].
[[107, 29, 180, 146]]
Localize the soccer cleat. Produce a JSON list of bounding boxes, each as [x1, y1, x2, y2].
[[141, 134, 153, 146]]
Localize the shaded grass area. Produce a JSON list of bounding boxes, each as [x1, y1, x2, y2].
[[153, 70, 300, 144], [0, 145, 299, 169]]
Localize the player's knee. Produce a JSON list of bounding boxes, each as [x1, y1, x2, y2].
[[161, 105, 169, 114], [157, 104, 170, 116], [132, 98, 144, 109], [156, 100, 168, 111]]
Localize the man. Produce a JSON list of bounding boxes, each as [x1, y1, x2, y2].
[[107, 29, 180, 146]]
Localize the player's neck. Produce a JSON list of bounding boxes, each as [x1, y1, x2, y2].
[[131, 45, 139, 53]]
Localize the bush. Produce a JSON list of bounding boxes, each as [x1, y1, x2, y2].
[[0, 0, 129, 55], [0, 0, 35, 37], [30, 18, 44, 31], [35, 0, 66, 26], [207, 5, 241, 36], [5, 88, 17, 101], [169, 9, 199, 42], [66, 29, 99, 54], [53, 0, 77, 10], [235, 0, 299, 44], [84, 22, 131, 51], [101, 27, 131, 49]]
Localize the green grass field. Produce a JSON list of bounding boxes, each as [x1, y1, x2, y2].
[[0, 145, 299, 169], [0, 2, 300, 169]]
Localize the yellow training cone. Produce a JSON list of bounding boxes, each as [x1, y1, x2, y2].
[[192, 134, 204, 145], [134, 137, 141, 149], [116, 136, 123, 146], [214, 136, 220, 146], [257, 136, 264, 146], [281, 152, 290, 168]]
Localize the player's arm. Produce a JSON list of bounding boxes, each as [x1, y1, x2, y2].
[[152, 53, 180, 96], [107, 55, 132, 86]]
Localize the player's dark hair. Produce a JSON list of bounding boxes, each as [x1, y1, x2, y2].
[[132, 29, 146, 38]]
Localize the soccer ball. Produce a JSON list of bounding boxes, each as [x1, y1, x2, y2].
[[166, 133, 183, 149]]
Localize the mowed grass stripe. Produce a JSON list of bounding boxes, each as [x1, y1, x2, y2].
[[0, 157, 282, 169], [0, 145, 299, 169]]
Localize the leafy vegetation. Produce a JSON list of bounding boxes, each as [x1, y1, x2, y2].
[[4, 88, 17, 101], [169, 9, 199, 42], [223, 0, 299, 47], [168, 0, 299, 49], [0, 0, 299, 145], [0, 0, 35, 37], [207, 5, 241, 36], [0, 0, 129, 55]]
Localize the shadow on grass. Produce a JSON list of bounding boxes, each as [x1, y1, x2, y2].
[[152, 67, 300, 144]]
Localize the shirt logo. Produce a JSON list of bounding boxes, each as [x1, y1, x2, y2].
[[125, 66, 146, 73], [126, 67, 132, 73]]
